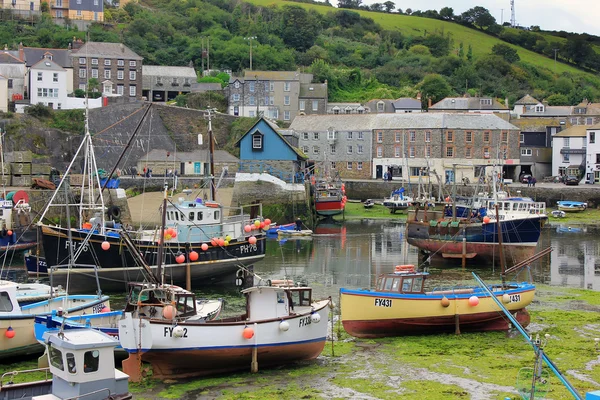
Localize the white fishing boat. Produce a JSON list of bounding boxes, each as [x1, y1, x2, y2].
[[119, 281, 332, 381], [0, 279, 65, 305], [0, 280, 109, 359], [383, 188, 414, 213]]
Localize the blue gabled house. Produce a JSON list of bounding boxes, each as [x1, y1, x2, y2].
[[237, 117, 307, 182]]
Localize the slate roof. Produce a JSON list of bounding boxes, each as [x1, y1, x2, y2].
[[236, 117, 308, 160], [142, 65, 197, 78], [0, 52, 24, 64], [514, 94, 540, 105], [139, 149, 238, 163], [429, 97, 508, 111], [552, 125, 587, 137], [522, 106, 571, 117], [243, 70, 300, 81], [289, 113, 519, 131], [31, 58, 64, 71], [588, 123, 600, 130], [22, 48, 72, 68], [71, 42, 142, 60], [510, 118, 563, 132], [190, 83, 222, 92], [364, 99, 395, 113], [299, 83, 327, 98], [392, 97, 422, 110]]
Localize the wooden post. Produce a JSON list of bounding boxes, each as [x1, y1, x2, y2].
[[462, 237, 467, 268], [251, 322, 258, 373], [454, 314, 460, 335]]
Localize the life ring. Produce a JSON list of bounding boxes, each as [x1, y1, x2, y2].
[[107, 206, 121, 219], [395, 264, 415, 273]]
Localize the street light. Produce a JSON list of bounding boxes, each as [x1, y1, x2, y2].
[[244, 36, 257, 71]]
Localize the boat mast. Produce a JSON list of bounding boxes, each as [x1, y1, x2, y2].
[[0, 128, 5, 199], [208, 109, 216, 201], [156, 183, 168, 285], [451, 164, 457, 220], [495, 204, 506, 286]]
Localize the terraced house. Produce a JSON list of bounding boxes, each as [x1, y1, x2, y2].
[[289, 114, 521, 182]]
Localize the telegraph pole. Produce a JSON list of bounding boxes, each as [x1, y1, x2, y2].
[[553, 48, 559, 72], [244, 36, 257, 71]]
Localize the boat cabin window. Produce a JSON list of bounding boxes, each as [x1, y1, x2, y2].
[[391, 278, 401, 291], [412, 276, 424, 292], [289, 289, 312, 307], [384, 278, 393, 291], [48, 343, 64, 371], [174, 212, 179, 221], [189, 212, 195, 222], [402, 278, 413, 292], [197, 211, 203, 221], [176, 295, 196, 315], [84, 350, 100, 373], [214, 210, 220, 220], [180, 212, 185, 221], [66, 352, 77, 374], [0, 291, 13, 312]]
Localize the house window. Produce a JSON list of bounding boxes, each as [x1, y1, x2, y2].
[[347, 132, 353, 140], [57, 103, 61, 109], [313, 132, 319, 140], [104, 59, 111, 66], [252, 134, 263, 149], [409, 131, 416, 142], [357, 161, 363, 170], [520, 134, 524, 143], [302, 132, 308, 140], [249, 96, 255, 106], [446, 146, 454, 157], [129, 71, 136, 80], [118, 59, 124, 66], [377, 146, 383, 157], [117, 70, 124, 80], [480, 98, 492, 105], [327, 130, 336, 140], [302, 146, 308, 153], [262, 96, 268, 105], [284, 96, 290, 106], [232, 94, 240, 101], [345, 108, 351, 114], [312, 100, 318, 111], [425, 145, 431, 157], [53, 73, 58, 82], [284, 82, 290, 91], [313, 146, 320, 154], [347, 145, 353, 154], [129, 85, 136, 97], [91, 58, 98, 65], [76, 10, 82, 16], [501, 131, 508, 142], [234, 81, 240, 89], [332, 108, 340, 114], [37, 72, 42, 81], [358, 132, 364, 140], [596, 154, 600, 164], [79, 57, 86, 64], [425, 131, 431, 142], [395, 132, 401, 143], [521, 148, 532, 156], [79, 68, 86, 78], [535, 105, 544, 112], [484, 131, 490, 142], [377, 132, 383, 143], [172, 78, 178, 86], [330, 144, 336, 154], [394, 146, 400, 158], [299, 100, 305, 111], [249, 82, 255, 92], [465, 147, 472, 158], [564, 138, 570, 148], [248, 110, 255, 117], [117, 85, 124, 95], [284, 111, 290, 121], [357, 145, 363, 154], [104, 70, 111, 79], [331, 162, 336, 169], [466, 131, 472, 143], [483, 147, 490, 158], [91, 69, 98, 78], [409, 146, 415, 158], [563, 153, 570, 162], [446, 131, 453, 142], [269, 97, 274, 105], [587, 118, 593, 125], [7, 79, 12, 89], [270, 82, 274, 91], [129, 61, 136, 67], [347, 162, 352, 170], [570, 117, 578, 125], [591, 132, 596, 144], [264, 82, 269, 91], [377, 101, 384, 112]]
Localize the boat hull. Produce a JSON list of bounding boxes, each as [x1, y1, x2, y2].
[[315, 200, 344, 217], [119, 300, 330, 380], [340, 284, 534, 338], [39, 225, 266, 292]]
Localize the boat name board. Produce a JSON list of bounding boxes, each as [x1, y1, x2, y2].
[[65, 240, 89, 253], [374, 298, 392, 307], [92, 303, 107, 313], [299, 316, 312, 327]]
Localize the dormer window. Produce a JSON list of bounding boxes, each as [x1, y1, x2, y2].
[[234, 81, 240, 89], [377, 101, 385, 112], [535, 105, 544, 112], [252, 132, 263, 150], [480, 99, 492, 106]]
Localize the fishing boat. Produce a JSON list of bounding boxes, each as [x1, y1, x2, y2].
[[119, 280, 332, 381], [557, 201, 587, 212], [363, 199, 375, 209], [312, 177, 346, 217], [339, 263, 536, 338], [1, 279, 65, 305], [37, 106, 267, 292], [277, 229, 313, 237], [0, 280, 109, 358], [382, 188, 413, 213], [0, 190, 36, 255], [0, 328, 132, 400]]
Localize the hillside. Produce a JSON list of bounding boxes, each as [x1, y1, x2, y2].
[[246, 0, 587, 76]]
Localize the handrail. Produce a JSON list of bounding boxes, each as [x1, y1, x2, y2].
[[1, 368, 51, 387]]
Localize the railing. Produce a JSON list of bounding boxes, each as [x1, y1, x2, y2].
[[1, 367, 51, 387]]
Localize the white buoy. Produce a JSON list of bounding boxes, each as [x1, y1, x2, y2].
[[279, 321, 290, 332], [311, 313, 321, 323]]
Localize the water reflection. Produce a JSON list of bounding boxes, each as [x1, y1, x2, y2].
[[256, 220, 599, 301]]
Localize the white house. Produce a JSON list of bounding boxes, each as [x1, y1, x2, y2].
[[551, 125, 586, 178], [0, 76, 7, 112], [584, 123, 600, 183]]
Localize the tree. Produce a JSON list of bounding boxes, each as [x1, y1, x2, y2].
[[370, 3, 383, 12], [383, 1, 395, 13], [280, 6, 319, 52], [461, 6, 496, 30], [405, 8, 412, 15], [491, 43, 520, 63], [418, 74, 452, 107], [337, 0, 362, 9], [546, 93, 570, 106], [466, 45, 473, 61], [458, 42, 464, 58], [439, 7, 453, 20]]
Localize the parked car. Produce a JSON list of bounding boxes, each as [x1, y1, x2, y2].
[[520, 174, 532, 184], [564, 175, 580, 185]]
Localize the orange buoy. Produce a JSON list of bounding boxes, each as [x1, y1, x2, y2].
[[441, 296, 450, 307], [243, 327, 254, 339]]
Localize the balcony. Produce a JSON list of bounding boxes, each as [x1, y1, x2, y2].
[[560, 148, 586, 154]]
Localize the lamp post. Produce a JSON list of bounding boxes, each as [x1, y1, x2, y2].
[[244, 36, 257, 71]]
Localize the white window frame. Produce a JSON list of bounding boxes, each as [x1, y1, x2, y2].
[[79, 57, 86, 64], [299, 100, 305, 111], [117, 59, 124, 66], [284, 111, 290, 121], [284, 82, 290, 92], [284, 96, 290, 106], [91, 58, 98, 65], [312, 100, 318, 111], [79, 69, 86, 78], [249, 82, 255, 92], [129, 61, 137, 67], [302, 132, 309, 140], [409, 131, 416, 142], [357, 161, 363, 170], [129, 85, 136, 97], [117, 85, 124, 95], [347, 162, 352, 170], [37, 72, 42, 81], [312, 146, 319, 154], [313, 132, 319, 140], [232, 94, 240, 101], [377, 132, 383, 143], [347, 145, 353, 154], [104, 70, 111, 79], [252, 134, 262, 149], [53, 73, 58, 82], [104, 59, 111, 66], [91, 69, 98, 79], [377, 147, 382, 158], [425, 131, 431, 142], [358, 132, 364, 140], [327, 130, 335, 140], [129, 71, 136, 80], [357, 145, 363, 154], [330, 144, 336, 154], [521, 148, 532, 156], [117, 70, 124, 80]]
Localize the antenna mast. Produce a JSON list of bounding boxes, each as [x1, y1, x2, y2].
[[510, 0, 516, 27]]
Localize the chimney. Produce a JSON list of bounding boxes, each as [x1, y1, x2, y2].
[[18, 42, 24, 62], [505, 97, 509, 108], [428, 98, 432, 108], [416, 92, 421, 101], [120, 43, 124, 53]]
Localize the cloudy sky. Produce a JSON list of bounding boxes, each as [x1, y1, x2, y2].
[[360, 0, 600, 36]]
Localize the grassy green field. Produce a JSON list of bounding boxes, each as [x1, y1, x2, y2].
[[246, 0, 592, 77]]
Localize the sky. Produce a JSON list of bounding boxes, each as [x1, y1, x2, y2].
[[359, 0, 600, 36]]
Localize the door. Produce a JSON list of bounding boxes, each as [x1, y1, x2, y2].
[[233, 106, 239, 116], [193, 162, 201, 174], [376, 165, 382, 179], [445, 169, 454, 184], [595, 170, 600, 183]]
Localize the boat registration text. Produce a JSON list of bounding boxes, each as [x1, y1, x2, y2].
[[374, 298, 392, 307]]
